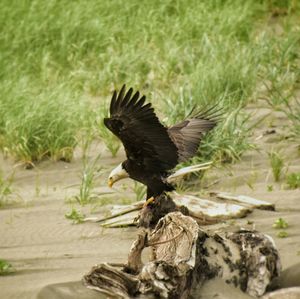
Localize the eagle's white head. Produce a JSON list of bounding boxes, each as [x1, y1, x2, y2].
[[108, 163, 130, 187]]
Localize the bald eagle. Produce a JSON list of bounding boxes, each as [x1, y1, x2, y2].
[[104, 85, 221, 202]]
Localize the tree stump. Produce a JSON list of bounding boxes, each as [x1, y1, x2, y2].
[[83, 194, 280, 298]]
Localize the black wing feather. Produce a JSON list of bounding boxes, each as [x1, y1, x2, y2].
[[104, 85, 179, 172]]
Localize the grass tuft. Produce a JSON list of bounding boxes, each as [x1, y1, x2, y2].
[[0, 259, 13, 275], [96, 108, 120, 157], [73, 155, 103, 206], [65, 207, 85, 224], [273, 217, 289, 229], [268, 151, 285, 182], [0, 169, 14, 205], [194, 110, 254, 164], [286, 172, 300, 189], [277, 231, 288, 238], [0, 81, 87, 163]]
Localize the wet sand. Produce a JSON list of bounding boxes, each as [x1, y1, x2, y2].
[[0, 105, 300, 298]]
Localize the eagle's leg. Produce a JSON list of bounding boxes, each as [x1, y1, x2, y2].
[[143, 187, 156, 207], [143, 196, 155, 207]]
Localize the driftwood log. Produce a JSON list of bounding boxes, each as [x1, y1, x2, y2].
[[90, 191, 274, 228], [83, 194, 280, 298]]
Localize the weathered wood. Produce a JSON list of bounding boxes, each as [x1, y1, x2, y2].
[[172, 193, 251, 221], [210, 192, 275, 211], [98, 211, 139, 228], [91, 191, 271, 228], [83, 212, 280, 298], [125, 230, 147, 274], [84, 263, 140, 298]]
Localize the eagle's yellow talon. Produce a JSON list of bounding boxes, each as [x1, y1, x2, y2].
[[143, 196, 155, 207]]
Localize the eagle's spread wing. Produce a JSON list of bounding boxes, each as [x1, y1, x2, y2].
[[104, 85, 178, 172], [168, 106, 222, 162]]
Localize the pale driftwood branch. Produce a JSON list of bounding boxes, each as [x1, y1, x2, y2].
[[99, 211, 139, 228], [172, 194, 252, 220], [125, 230, 147, 274], [92, 191, 271, 228], [210, 191, 275, 211], [83, 212, 280, 298]]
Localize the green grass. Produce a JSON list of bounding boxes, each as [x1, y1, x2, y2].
[[286, 172, 300, 189], [273, 217, 289, 238], [65, 207, 85, 224], [273, 217, 288, 229], [0, 169, 14, 205], [0, 82, 87, 164], [96, 107, 121, 157], [72, 155, 103, 206], [268, 151, 285, 182], [0, 0, 299, 164], [0, 259, 13, 275], [277, 231, 288, 238], [260, 11, 300, 137]]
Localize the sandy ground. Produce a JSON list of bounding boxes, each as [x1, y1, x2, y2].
[[0, 104, 299, 298]]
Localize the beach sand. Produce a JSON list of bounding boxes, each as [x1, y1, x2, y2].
[[0, 105, 299, 298]]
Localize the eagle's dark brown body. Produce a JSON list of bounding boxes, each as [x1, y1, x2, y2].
[[122, 159, 174, 198]]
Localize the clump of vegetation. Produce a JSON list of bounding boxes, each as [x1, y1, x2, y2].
[[73, 155, 103, 206], [268, 151, 285, 182], [273, 218, 289, 238], [65, 207, 85, 224], [261, 20, 300, 138], [273, 217, 289, 229], [264, 88, 300, 138], [0, 170, 14, 205], [0, 259, 13, 275], [286, 172, 300, 189], [267, 0, 298, 14], [198, 110, 254, 164], [0, 82, 87, 164], [277, 231, 288, 238], [78, 112, 100, 160], [96, 108, 120, 157]]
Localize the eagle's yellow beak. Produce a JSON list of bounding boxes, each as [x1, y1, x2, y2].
[[108, 178, 114, 188]]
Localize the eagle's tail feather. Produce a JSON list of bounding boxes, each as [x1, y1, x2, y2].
[[166, 162, 212, 183]]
